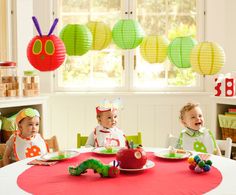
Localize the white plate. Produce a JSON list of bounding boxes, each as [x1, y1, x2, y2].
[[154, 149, 191, 160], [110, 160, 155, 171], [40, 150, 80, 161], [92, 147, 121, 155]]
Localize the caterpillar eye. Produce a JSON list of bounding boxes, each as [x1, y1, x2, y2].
[[45, 40, 55, 55], [33, 39, 42, 55]]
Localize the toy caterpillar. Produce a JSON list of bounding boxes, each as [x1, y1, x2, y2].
[[68, 159, 120, 178]]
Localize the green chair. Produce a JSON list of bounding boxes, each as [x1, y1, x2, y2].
[[77, 132, 142, 148], [77, 133, 88, 148], [126, 132, 142, 145]]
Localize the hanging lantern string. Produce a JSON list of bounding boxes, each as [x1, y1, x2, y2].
[[32, 16, 42, 37], [48, 18, 59, 36]]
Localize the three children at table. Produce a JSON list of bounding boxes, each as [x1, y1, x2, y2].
[[176, 102, 221, 155], [3, 101, 221, 166], [3, 108, 48, 166]]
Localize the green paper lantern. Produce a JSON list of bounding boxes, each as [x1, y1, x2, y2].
[[59, 24, 92, 56], [112, 19, 144, 49], [190, 42, 225, 75], [140, 35, 169, 63], [86, 21, 112, 50], [168, 36, 197, 68]]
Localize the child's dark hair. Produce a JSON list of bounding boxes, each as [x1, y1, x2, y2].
[[179, 102, 199, 120]]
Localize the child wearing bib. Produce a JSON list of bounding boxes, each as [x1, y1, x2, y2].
[[3, 108, 48, 166], [177, 102, 221, 155]]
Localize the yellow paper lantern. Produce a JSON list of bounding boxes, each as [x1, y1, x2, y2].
[[140, 35, 169, 64], [86, 21, 112, 50], [190, 42, 225, 75]]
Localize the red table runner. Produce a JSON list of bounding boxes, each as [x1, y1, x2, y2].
[[17, 152, 222, 195]]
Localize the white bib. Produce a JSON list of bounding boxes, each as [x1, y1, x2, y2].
[[180, 128, 217, 154], [14, 133, 48, 160], [94, 125, 126, 147]]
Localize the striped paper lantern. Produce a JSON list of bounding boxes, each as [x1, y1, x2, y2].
[[87, 21, 112, 50], [112, 19, 144, 49], [140, 35, 169, 63], [59, 24, 92, 56], [190, 42, 225, 75], [168, 36, 197, 68]]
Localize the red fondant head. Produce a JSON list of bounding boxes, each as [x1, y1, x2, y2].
[[108, 166, 120, 177]]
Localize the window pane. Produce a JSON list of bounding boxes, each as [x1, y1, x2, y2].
[[92, 0, 120, 12], [57, 0, 123, 90], [61, 0, 89, 12], [56, 0, 203, 91], [134, 0, 199, 89], [92, 50, 123, 87]]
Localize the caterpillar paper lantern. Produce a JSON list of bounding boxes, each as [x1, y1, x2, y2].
[[27, 16, 66, 71], [69, 159, 120, 178], [190, 42, 225, 75], [168, 36, 197, 68], [59, 24, 92, 56], [112, 19, 144, 49], [140, 35, 169, 64], [86, 21, 112, 50]]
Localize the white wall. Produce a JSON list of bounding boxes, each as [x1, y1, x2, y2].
[[204, 0, 236, 91], [47, 93, 211, 149], [15, 0, 33, 76], [14, 0, 236, 149]]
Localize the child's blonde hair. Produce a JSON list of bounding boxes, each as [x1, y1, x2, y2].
[[179, 102, 199, 120]]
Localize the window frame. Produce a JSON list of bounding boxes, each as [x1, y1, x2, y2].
[[53, 0, 205, 92]]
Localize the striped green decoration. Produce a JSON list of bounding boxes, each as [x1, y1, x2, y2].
[[190, 42, 225, 75], [168, 36, 197, 68], [112, 19, 144, 49], [140, 35, 169, 63], [87, 21, 112, 50], [59, 24, 92, 56]]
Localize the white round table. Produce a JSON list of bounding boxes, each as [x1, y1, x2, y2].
[[0, 147, 235, 195]]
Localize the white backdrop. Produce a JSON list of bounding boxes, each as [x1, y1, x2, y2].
[[46, 93, 212, 149]]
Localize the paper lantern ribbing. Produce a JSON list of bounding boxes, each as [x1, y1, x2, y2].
[[140, 35, 169, 64], [190, 42, 225, 75], [112, 19, 144, 49], [87, 21, 112, 50], [27, 17, 66, 71], [168, 36, 197, 68], [59, 24, 92, 56]]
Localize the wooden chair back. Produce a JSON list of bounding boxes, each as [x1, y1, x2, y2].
[[0, 143, 6, 167], [45, 136, 59, 152]]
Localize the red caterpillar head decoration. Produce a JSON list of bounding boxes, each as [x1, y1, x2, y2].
[[27, 16, 66, 71]]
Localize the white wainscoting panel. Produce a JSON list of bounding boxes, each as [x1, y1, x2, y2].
[[48, 93, 212, 149]]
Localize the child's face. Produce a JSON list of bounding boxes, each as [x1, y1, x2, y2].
[[18, 116, 40, 138], [181, 106, 204, 131], [98, 110, 118, 128]]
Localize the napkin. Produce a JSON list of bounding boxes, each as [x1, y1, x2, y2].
[[27, 159, 58, 166]]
